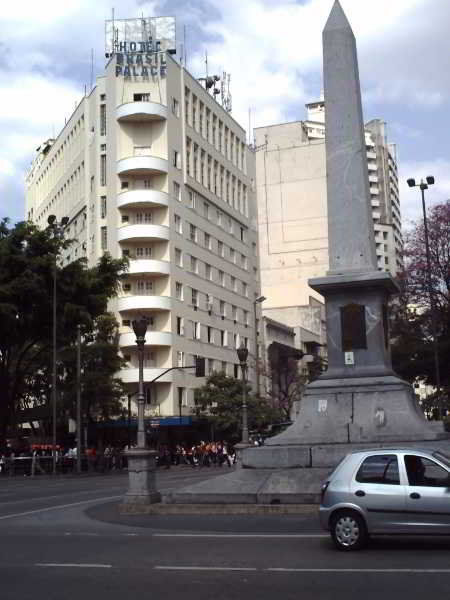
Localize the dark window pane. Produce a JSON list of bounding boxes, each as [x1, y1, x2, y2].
[[405, 455, 449, 487], [356, 454, 399, 485]]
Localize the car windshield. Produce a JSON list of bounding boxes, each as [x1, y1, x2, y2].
[[433, 451, 450, 469]]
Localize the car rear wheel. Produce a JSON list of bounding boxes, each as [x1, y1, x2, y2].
[[330, 510, 368, 551]]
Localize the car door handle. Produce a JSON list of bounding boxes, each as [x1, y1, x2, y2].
[[410, 492, 421, 499], [355, 490, 365, 497]]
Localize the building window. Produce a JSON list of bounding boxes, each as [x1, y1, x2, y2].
[[230, 248, 235, 263], [192, 288, 198, 306], [121, 181, 129, 189], [218, 241, 224, 257], [220, 300, 225, 317], [175, 248, 182, 267], [176, 282, 183, 300], [100, 143, 106, 152], [100, 196, 107, 219], [193, 321, 201, 340], [144, 179, 152, 189], [188, 190, 196, 209], [100, 226, 107, 250], [177, 351, 184, 367], [173, 150, 181, 169], [137, 280, 153, 295], [190, 256, 198, 273], [172, 97, 180, 117], [242, 282, 248, 297], [232, 305, 237, 321], [204, 233, 211, 249], [231, 276, 236, 291], [178, 387, 187, 407], [217, 210, 222, 226], [207, 326, 212, 343], [136, 246, 152, 258], [134, 93, 150, 101], [190, 224, 197, 242], [220, 330, 226, 347], [219, 270, 224, 286], [173, 181, 181, 200], [243, 310, 249, 325], [144, 351, 156, 368], [174, 214, 182, 234], [100, 104, 106, 136], [100, 94, 106, 101], [177, 317, 184, 335], [203, 202, 209, 219], [205, 263, 211, 280], [240, 254, 247, 269]]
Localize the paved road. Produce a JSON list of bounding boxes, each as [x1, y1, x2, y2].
[[1, 469, 449, 600]]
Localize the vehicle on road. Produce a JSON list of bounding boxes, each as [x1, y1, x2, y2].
[[319, 447, 450, 551]]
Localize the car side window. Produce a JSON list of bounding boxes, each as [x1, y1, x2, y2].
[[355, 454, 400, 485], [405, 455, 450, 487]]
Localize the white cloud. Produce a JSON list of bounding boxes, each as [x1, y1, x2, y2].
[[399, 159, 450, 225]]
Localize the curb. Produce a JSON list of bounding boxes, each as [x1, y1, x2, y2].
[[118, 503, 318, 515]]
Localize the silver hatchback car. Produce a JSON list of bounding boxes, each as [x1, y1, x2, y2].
[[319, 448, 450, 551]]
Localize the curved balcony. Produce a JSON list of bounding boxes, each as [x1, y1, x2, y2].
[[120, 331, 172, 348], [127, 259, 170, 277], [118, 224, 169, 243], [116, 101, 168, 123], [121, 368, 174, 385], [117, 295, 171, 313], [117, 189, 169, 210], [117, 156, 168, 177]]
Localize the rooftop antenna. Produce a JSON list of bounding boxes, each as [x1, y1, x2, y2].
[[90, 48, 94, 90], [205, 50, 208, 83], [111, 7, 115, 55], [184, 25, 187, 68]]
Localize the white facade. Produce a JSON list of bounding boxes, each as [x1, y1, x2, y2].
[[254, 100, 402, 328], [26, 51, 258, 418]]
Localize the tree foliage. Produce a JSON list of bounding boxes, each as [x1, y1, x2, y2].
[[194, 372, 282, 441], [0, 219, 128, 439], [391, 201, 449, 400]]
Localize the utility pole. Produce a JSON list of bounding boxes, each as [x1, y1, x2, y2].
[[76, 324, 82, 474]]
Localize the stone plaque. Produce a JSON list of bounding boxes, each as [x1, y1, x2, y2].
[[340, 303, 367, 351]]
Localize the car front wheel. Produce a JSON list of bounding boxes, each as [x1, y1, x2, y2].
[[330, 510, 368, 551]]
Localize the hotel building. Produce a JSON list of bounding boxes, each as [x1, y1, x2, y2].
[[26, 34, 259, 418]]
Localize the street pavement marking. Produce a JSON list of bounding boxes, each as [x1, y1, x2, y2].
[[152, 534, 327, 539], [36, 563, 112, 569], [155, 566, 258, 571], [268, 568, 450, 573], [0, 495, 122, 521]]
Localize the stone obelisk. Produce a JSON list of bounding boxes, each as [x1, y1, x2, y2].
[[161, 1, 448, 506], [264, 0, 446, 446]]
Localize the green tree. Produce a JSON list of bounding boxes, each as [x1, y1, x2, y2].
[[194, 372, 282, 441], [391, 201, 449, 408], [0, 219, 127, 439]]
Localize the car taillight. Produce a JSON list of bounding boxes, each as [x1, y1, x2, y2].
[[321, 481, 330, 503]]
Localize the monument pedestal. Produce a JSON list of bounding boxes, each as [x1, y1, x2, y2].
[[120, 448, 160, 511]]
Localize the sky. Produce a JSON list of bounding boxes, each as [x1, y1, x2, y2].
[[1, 0, 449, 227]]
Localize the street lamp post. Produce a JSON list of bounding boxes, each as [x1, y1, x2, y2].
[[47, 215, 69, 475], [132, 317, 147, 449], [121, 316, 160, 507], [237, 344, 249, 445], [253, 296, 266, 398], [234, 344, 251, 469], [407, 176, 442, 417]]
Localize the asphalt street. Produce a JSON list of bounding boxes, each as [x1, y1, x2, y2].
[[1, 468, 449, 600]]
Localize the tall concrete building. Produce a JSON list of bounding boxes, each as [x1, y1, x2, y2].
[[26, 20, 258, 419], [254, 98, 402, 345]]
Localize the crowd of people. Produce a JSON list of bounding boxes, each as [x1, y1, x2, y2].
[[1, 436, 265, 475], [156, 441, 236, 469]]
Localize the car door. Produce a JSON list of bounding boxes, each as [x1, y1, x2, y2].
[[403, 454, 450, 533], [349, 453, 407, 532]]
